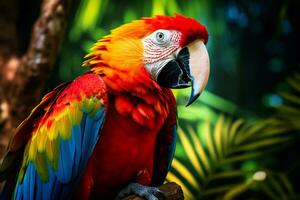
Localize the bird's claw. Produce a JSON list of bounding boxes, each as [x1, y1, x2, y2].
[[115, 183, 165, 200]]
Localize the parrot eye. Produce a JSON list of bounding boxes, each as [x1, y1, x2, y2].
[[151, 29, 171, 46], [156, 32, 164, 41]]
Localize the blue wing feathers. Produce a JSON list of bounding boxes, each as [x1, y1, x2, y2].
[[81, 109, 104, 164], [17, 163, 35, 200], [14, 183, 22, 200], [94, 106, 105, 121], [29, 163, 35, 200], [56, 138, 72, 183], [82, 114, 98, 158], [80, 114, 87, 141], [35, 170, 42, 200], [72, 125, 82, 178], [81, 113, 92, 160], [49, 168, 62, 200], [13, 106, 106, 200]]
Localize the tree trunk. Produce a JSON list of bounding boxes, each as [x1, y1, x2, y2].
[[121, 182, 184, 200], [0, 0, 70, 191]]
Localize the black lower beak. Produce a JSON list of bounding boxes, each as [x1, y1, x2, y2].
[[157, 47, 191, 88]]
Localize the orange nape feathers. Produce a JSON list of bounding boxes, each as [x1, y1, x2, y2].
[[83, 19, 148, 76]]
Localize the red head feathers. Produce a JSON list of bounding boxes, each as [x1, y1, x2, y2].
[[143, 14, 208, 46], [84, 14, 208, 69]]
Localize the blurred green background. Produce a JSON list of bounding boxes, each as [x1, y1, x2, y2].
[[31, 0, 300, 199]]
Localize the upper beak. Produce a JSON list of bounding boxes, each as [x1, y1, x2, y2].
[[185, 39, 210, 106], [156, 39, 210, 106]]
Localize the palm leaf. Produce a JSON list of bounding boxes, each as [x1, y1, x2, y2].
[[169, 116, 292, 199], [261, 173, 297, 200], [167, 72, 300, 199], [223, 179, 255, 200], [204, 121, 217, 164], [171, 158, 202, 191], [168, 113, 297, 199], [276, 73, 300, 127], [178, 127, 205, 178], [188, 126, 211, 174], [213, 114, 224, 160]]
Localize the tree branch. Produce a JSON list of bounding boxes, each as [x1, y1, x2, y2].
[[121, 182, 184, 200], [9, 0, 70, 128], [0, 0, 70, 142]]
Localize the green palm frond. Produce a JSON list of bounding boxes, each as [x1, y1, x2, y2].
[[276, 72, 300, 129], [167, 115, 295, 199], [167, 72, 300, 199], [260, 172, 299, 200], [221, 171, 299, 200]]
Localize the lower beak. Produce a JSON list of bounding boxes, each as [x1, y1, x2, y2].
[[157, 40, 210, 106]]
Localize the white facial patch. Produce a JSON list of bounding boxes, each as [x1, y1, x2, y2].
[[143, 30, 181, 80]]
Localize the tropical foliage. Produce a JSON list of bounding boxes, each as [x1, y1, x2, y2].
[[167, 73, 300, 199]]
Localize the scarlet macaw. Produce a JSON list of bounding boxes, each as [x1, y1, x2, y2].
[[0, 14, 210, 200]]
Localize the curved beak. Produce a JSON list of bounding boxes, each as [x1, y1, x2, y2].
[[156, 39, 210, 106], [185, 39, 210, 106]]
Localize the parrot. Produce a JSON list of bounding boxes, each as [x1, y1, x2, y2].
[[0, 14, 210, 200]]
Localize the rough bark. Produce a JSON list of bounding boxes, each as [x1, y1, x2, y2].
[[121, 182, 184, 200], [0, 0, 70, 191], [0, 0, 70, 158], [0, 0, 19, 160]]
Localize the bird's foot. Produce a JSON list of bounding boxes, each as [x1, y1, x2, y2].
[[115, 183, 165, 200]]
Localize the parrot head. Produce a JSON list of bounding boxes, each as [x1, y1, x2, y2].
[[84, 14, 210, 106]]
